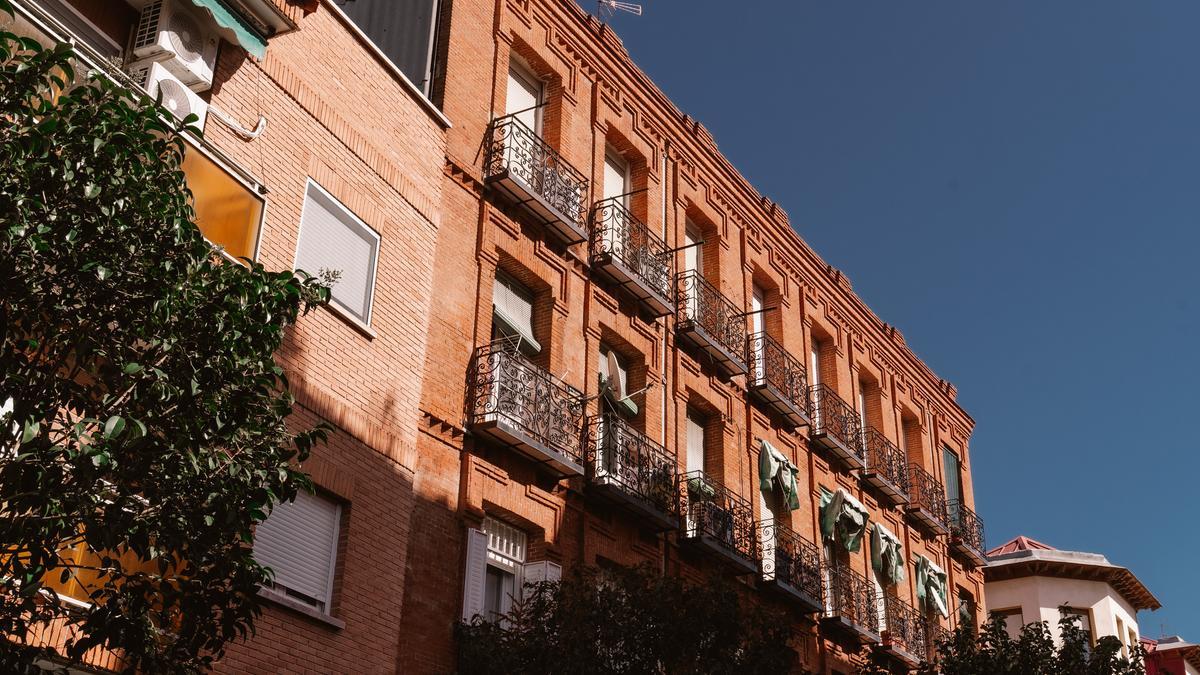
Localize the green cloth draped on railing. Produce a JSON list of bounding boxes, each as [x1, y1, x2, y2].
[[914, 554, 949, 618], [871, 522, 905, 585], [819, 487, 868, 552], [758, 439, 800, 511]]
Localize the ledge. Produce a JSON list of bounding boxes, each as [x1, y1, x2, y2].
[[322, 301, 378, 340], [258, 588, 346, 630]]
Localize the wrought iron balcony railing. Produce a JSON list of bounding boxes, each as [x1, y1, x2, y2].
[[948, 500, 987, 566], [757, 520, 823, 612], [927, 622, 952, 662], [809, 384, 865, 468], [860, 426, 909, 505], [588, 197, 673, 316], [906, 464, 949, 535], [822, 563, 882, 643], [484, 114, 589, 245], [678, 470, 756, 573], [587, 414, 678, 530], [746, 332, 811, 428], [675, 271, 748, 375], [881, 594, 932, 666], [466, 339, 586, 476]]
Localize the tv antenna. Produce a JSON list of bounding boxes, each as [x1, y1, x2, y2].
[[598, 0, 643, 18]]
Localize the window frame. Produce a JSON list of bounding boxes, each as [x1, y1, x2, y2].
[[254, 490, 344, 617], [293, 179, 382, 328]]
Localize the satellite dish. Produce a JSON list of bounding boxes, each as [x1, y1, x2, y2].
[[605, 349, 625, 399]]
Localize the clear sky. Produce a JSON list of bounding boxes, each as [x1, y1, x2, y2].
[[596, 0, 1199, 639]]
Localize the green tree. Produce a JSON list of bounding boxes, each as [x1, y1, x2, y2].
[[857, 610, 1145, 675], [457, 564, 796, 675], [0, 6, 330, 672]]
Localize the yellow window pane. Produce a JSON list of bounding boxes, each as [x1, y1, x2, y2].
[[181, 146, 264, 261]]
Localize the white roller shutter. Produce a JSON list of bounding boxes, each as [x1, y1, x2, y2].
[[492, 272, 540, 352], [253, 490, 341, 611], [506, 63, 542, 132], [461, 528, 488, 622], [294, 180, 380, 325]]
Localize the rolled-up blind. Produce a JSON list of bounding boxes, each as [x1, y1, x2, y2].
[[253, 491, 341, 610], [294, 181, 380, 325], [492, 272, 538, 351]]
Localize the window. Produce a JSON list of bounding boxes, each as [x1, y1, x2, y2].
[[253, 491, 342, 614], [1116, 617, 1126, 657], [294, 181, 380, 326], [957, 588, 977, 633], [603, 149, 629, 203], [991, 608, 1024, 641], [462, 518, 560, 622], [686, 408, 706, 473], [482, 518, 525, 619], [943, 445, 963, 509], [492, 271, 540, 354], [338, 0, 442, 94], [683, 220, 703, 275], [749, 286, 766, 380], [182, 142, 265, 261], [1127, 627, 1138, 657], [1062, 607, 1094, 647], [506, 60, 542, 133]]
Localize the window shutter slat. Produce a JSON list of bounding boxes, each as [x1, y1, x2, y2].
[[492, 273, 538, 349], [294, 182, 379, 324], [253, 491, 340, 608], [686, 412, 704, 473], [462, 528, 489, 622]]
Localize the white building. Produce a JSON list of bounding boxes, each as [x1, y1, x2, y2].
[[983, 536, 1159, 658]]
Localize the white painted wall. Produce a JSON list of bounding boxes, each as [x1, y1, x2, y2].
[[986, 576, 1140, 649]]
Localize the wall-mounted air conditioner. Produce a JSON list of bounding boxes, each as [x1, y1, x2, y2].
[[130, 0, 219, 93], [130, 60, 209, 130]]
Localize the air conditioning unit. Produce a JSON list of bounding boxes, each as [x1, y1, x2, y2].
[[131, 60, 209, 130], [130, 0, 219, 92]]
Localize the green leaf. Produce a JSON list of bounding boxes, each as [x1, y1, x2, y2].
[[20, 419, 38, 444], [96, 266, 110, 280], [122, 362, 142, 374], [83, 182, 100, 198], [103, 415, 125, 439]]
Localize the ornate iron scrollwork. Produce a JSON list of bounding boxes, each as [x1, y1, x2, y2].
[[466, 340, 585, 464], [948, 499, 985, 554], [884, 594, 932, 662], [862, 426, 909, 492], [678, 470, 755, 562], [589, 197, 673, 302], [810, 383, 864, 460], [758, 520, 823, 601], [826, 562, 882, 635], [675, 271, 748, 359], [747, 331, 810, 414], [908, 464, 949, 528], [588, 414, 677, 516], [484, 114, 588, 226]]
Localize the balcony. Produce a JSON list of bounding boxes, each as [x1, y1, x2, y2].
[[757, 520, 823, 613], [809, 384, 865, 469], [821, 563, 881, 644], [906, 465, 949, 536], [675, 271, 748, 375], [746, 332, 812, 429], [587, 415, 679, 530], [948, 500, 987, 566], [859, 427, 909, 506], [484, 114, 589, 246], [879, 595, 931, 668], [589, 197, 673, 316], [466, 340, 586, 476], [678, 471, 757, 574]]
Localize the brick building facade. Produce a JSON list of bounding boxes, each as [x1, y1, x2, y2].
[[9, 0, 986, 672]]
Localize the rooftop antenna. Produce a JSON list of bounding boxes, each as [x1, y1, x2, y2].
[[598, 0, 643, 19]]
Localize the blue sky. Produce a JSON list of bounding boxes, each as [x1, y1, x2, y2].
[[599, 0, 1199, 639]]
